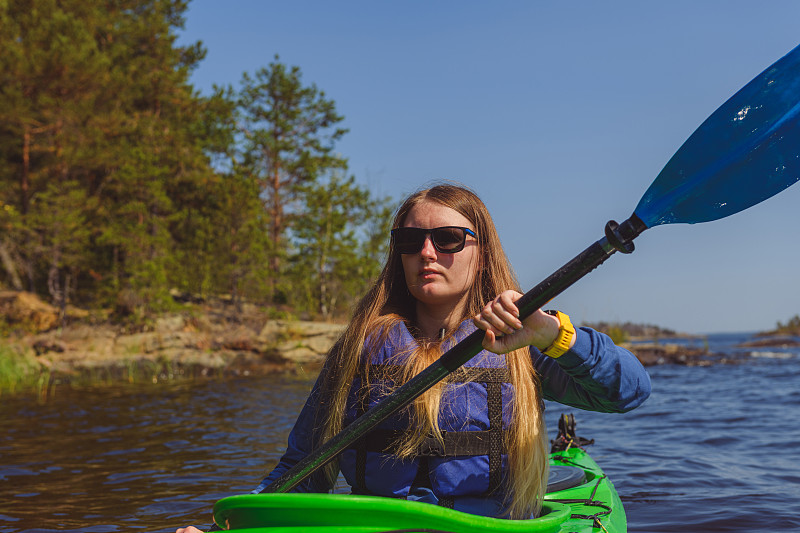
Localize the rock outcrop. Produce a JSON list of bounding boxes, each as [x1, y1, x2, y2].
[[2, 292, 345, 385]]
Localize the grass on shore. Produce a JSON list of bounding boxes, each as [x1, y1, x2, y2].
[[0, 341, 252, 399], [0, 343, 43, 396]]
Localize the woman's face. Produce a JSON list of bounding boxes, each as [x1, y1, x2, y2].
[[400, 201, 479, 314]]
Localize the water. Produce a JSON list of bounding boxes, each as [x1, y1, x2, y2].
[[2, 333, 800, 532]]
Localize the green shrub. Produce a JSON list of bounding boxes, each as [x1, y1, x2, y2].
[[0, 344, 40, 395], [605, 326, 630, 345]]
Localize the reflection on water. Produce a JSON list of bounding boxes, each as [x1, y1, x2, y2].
[[2, 333, 800, 532]]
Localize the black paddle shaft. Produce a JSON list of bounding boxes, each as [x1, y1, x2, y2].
[[262, 214, 647, 494]]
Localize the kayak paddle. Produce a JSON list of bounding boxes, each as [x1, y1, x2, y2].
[[261, 43, 800, 495]]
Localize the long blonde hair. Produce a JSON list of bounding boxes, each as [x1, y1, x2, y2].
[[316, 183, 549, 518]]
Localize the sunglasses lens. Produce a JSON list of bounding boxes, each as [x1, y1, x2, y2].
[[431, 227, 466, 252], [393, 228, 425, 254]]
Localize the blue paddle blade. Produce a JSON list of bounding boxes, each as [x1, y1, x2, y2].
[[635, 44, 800, 228]]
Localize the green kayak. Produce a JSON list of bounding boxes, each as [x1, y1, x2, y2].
[[212, 415, 625, 532]]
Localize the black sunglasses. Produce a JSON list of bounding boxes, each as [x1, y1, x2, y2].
[[390, 226, 477, 254]]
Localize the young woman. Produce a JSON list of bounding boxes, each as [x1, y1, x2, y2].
[[177, 183, 650, 532]]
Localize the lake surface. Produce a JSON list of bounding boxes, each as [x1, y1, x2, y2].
[[2, 332, 799, 532]]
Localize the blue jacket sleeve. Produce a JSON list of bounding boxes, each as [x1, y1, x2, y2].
[[533, 327, 651, 413], [251, 374, 335, 494]]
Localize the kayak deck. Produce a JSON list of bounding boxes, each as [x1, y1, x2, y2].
[[212, 446, 625, 533]]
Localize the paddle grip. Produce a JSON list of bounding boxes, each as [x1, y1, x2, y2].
[[261, 216, 646, 495]]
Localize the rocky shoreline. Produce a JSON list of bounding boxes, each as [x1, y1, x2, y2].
[[26, 313, 344, 385], [0, 291, 795, 391], [1, 291, 344, 389]]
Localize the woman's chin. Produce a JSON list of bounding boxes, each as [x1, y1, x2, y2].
[[412, 289, 462, 309]]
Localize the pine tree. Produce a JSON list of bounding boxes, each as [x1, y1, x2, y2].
[[92, 0, 220, 314], [0, 0, 230, 315], [237, 58, 348, 300], [0, 0, 112, 305], [289, 174, 392, 319]]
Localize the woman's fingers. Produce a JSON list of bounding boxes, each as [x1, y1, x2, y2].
[[473, 290, 547, 354], [494, 292, 523, 328], [473, 291, 528, 353], [473, 291, 521, 334], [481, 326, 524, 354]]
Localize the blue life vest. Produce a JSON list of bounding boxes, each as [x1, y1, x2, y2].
[[338, 320, 514, 509]]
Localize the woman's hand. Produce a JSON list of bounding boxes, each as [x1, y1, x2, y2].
[[472, 290, 562, 353], [175, 527, 205, 533]]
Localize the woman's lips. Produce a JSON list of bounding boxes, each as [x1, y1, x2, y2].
[[419, 268, 440, 279]]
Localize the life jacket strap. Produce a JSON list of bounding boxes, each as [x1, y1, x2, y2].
[[352, 427, 508, 456], [487, 379, 503, 494], [367, 364, 511, 384]]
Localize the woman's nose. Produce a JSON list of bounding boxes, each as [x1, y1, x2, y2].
[[420, 235, 437, 259]]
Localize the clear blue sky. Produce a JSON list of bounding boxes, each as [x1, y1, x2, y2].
[[177, 1, 800, 334]]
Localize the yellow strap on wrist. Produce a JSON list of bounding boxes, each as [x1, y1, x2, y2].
[[543, 310, 575, 358]]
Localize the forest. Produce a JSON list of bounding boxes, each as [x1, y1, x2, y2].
[[0, 0, 393, 323]]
